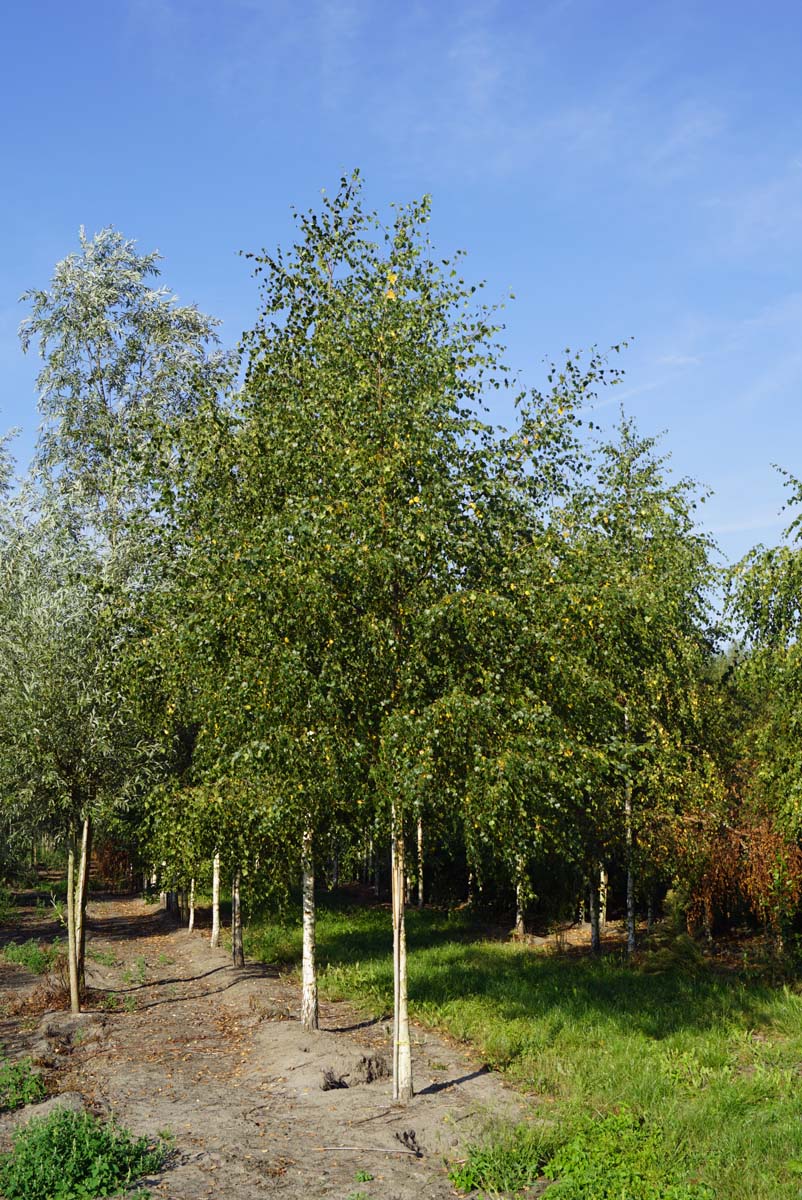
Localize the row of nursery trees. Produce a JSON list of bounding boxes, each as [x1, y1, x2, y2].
[[2, 176, 802, 1101]]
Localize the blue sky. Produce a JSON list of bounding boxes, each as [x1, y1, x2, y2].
[[2, 0, 800, 565]]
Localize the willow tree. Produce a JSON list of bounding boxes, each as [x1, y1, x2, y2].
[[17, 228, 232, 925], [0, 511, 149, 1010], [20, 226, 229, 543]]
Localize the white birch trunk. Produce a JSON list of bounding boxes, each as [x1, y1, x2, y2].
[[66, 841, 80, 1014], [374, 824, 381, 897], [625, 785, 636, 955], [599, 864, 609, 930], [589, 873, 601, 955], [74, 814, 92, 995], [301, 828, 319, 1031], [210, 852, 220, 948], [417, 816, 424, 909], [624, 705, 636, 955], [514, 853, 526, 939], [231, 869, 244, 967], [391, 808, 413, 1102], [188, 878, 195, 933]]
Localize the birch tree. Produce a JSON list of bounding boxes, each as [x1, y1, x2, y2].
[[566, 417, 718, 950], [221, 175, 619, 1093]]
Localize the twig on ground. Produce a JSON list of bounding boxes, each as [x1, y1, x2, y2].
[[315, 1145, 423, 1157]]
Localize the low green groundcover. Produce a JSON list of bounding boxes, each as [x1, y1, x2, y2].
[[451, 1110, 715, 1200], [0, 1056, 46, 1112], [0, 1108, 166, 1200]]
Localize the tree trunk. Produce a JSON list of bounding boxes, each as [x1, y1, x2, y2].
[[417, 815, 424, 909], [514, 853, 527, 939], [703, 897, 713, 945], [231, 869, 244, 967], [623, 703, 636, 957], [625, 784, 636, 955], [374, 833, 381, 897], [210, 852, 220, 948], [599, 864, 608, 930], [188, 878, 195, 933], [74, 813, 92, 995], [301, 827, 319, 1031], [589, 873, 601, 955], [66, 839, 80, 1014], [391, 808, 413, 1102]]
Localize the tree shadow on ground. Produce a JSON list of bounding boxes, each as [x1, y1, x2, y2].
[[276, 906, 797, 1043], [417, 1065, 490, 1095]]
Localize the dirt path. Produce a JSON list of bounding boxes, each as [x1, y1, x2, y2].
[[1, 896, 535, 1198]]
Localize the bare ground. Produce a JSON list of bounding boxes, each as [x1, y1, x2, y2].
[[0, 895, 537, 1199]]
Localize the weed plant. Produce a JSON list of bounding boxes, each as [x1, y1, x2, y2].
[[449, 1123, 558, 1195], [0, 1056, 45, 1111], [87, 948, 118, 968], [3, 938, 63, 975], [0, 1109, 166, 1200], [122, 956, 148, 986], [246, 899, 802, 1200], [0, 886, 15, 924]]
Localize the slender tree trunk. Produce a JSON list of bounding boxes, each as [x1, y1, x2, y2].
[[231, 869, 244, 967], [417, 815, 424, 909], [514, 853, 527, 938], [66, 839, 80, 1014], [188, 878, 195, 932], [391, 807, 413, 1102], [589, 873, 601, 955], [599, 864, 608, 930], [374, 826, 381, 897], [703, 897, 713, 945], [647, 895, 653, 933], [74, 813, 92, 995], [210, 852, 220, 948], [301, 827, 319, 1031], [625, 783, 636, 955], [623, 703, 636, 956]]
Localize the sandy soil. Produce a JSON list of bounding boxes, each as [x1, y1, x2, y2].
[[0, 894, 537, 1199]]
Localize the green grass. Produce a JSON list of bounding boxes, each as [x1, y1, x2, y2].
[[245, 899, 802, 1200]]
